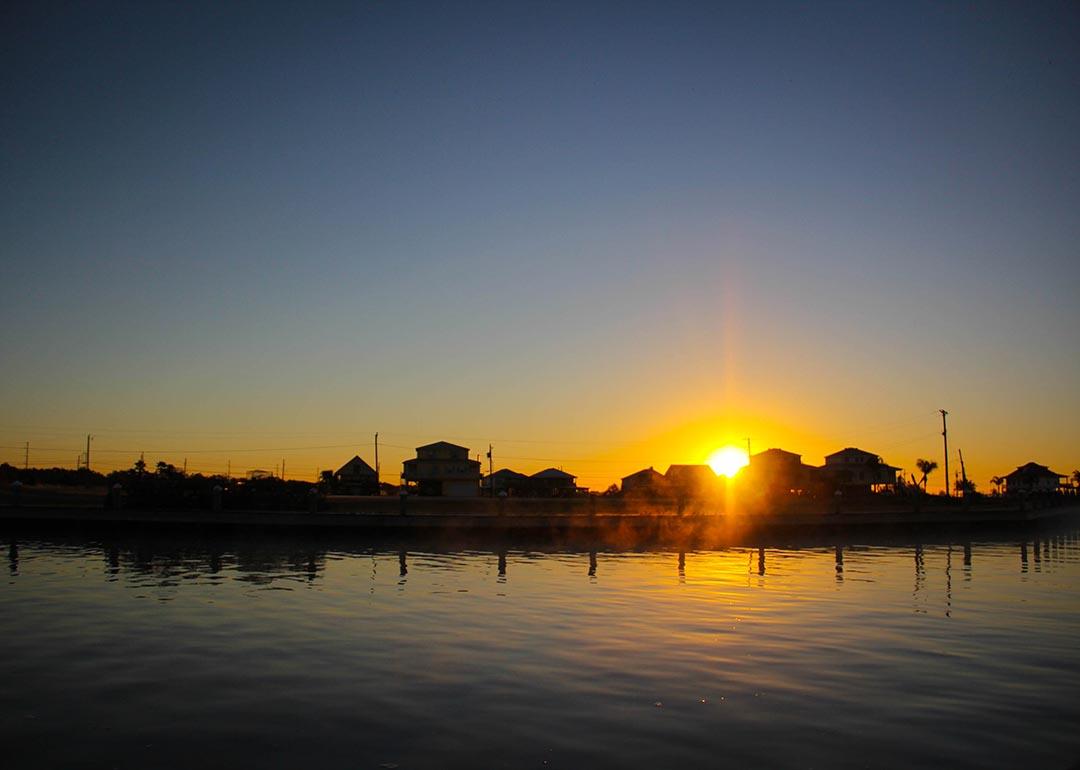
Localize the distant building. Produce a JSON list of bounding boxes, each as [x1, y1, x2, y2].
[[247, 469, 272, 480], [621, 467, 666, 496], [483, 468, 529, 496], [665, 464, 720, 497], [1002, 462, 1064, 494], [333, 455, 379, 495], [402, 441, 481, 497], [746, 448, 818, 494], [528, 468, 579, 497], [820, 447, 899, 491]]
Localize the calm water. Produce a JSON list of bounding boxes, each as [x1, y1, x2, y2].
[[2, 524, 1080, 769]]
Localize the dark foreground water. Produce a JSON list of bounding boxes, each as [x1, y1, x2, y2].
[[2, 524, 1079, 769]]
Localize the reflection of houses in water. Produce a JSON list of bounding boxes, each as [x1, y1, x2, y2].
[[402, 441, 481, 497], [819, 447, 899, 492], [96, 537, 327, 584], [1001, 462, 1065, 494]]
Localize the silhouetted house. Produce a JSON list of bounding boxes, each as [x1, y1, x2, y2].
[[746, 448, 818, 494], [402, 441, 481, 497], [247, 469, 272, 480], [333, 455, 378, 494], [820, 447, 898, 491], [527, 468, 580, 497], [1002, 462, 1064, 494], [483, 468, 529, 496], [665, 464, 720, 498], [621, 467, 666, 496]]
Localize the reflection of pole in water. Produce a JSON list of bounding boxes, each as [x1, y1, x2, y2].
[[678, 551, 686, 580], [1020, 542, 1028, 573], [913, 544, 925, 605], [1033, 537, 1041, 569], [8, 540, 16, 576], [498, 550, 507, 578], [399, 550, 408, 578], [758, 547, 765, 576], [945, 545, 953, 618], [963, 542, 972, 571], [106, 545, 120, 579], [588, 550, 597, 577]]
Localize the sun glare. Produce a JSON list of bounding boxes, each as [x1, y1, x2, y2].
[[707, 446, 749, 478]]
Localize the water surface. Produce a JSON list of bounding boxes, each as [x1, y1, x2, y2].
[[2, 525, 1079, 769]]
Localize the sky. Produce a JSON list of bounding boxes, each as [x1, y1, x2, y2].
[[2, 0, 1078, 491]]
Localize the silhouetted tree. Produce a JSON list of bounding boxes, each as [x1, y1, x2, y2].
[[990, 475, 1004, 495], [955, 478, 976, 495], [915, 458, 938, 491], [1072, 469, 1080, 489], [155, 461, 181, 478]]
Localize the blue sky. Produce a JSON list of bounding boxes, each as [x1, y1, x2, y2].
[[2, 1, 1077, 487]]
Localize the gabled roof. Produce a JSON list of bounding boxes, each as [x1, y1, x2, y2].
[[417, 440, 470, 452], [622, 467, 664, 482], [1005, 462, 1065, 480], [531, 467, 576, 480], [825, 448, 899, 469], [488, 468, 528, 480], [336, 455, 376, 476], [825, 447, 881, 461], [665, 464, 718, 479], [752, 448, 802, 461]]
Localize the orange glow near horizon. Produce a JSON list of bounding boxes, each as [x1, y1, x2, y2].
[[706, 446, 750, 478]]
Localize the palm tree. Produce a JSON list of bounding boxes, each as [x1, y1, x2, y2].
[[990, 475, 1004, 496], [1072, 470, 1080, 490], [915, 458, 938, 492]]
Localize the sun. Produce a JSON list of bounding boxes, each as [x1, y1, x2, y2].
[[707, 445, 750, 478]]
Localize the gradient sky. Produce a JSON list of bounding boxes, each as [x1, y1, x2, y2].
[[2, 1, 1078, 490]]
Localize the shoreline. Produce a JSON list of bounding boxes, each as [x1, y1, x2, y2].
[[2, 500, 1077, 540]]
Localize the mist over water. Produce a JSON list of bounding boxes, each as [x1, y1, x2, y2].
[[3, 525, 1079, 769]]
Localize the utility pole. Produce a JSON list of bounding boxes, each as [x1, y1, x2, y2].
[[488, 444, 494, 496], [226, 459, 231, 479], [183, 457, 188, 475], [281, 458, 286, 480], [85, 434, 93, 471], [746, 437, 752, 457], [24, 442, 29, 470], [939, 409, 949, 497], [374, 432, 380, 486]]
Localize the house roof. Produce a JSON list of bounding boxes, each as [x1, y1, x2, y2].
[[416, 441, 470, 452], [488, 468, 528, 480], [665, 464, 718, 480], [335, 455, 376, 476], [751, 448, 802, 461], [825, 447, 881, 461], [622, 467, 663, 482], [1005, 462, 1065, 480], [531, 468, 576, 480]]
